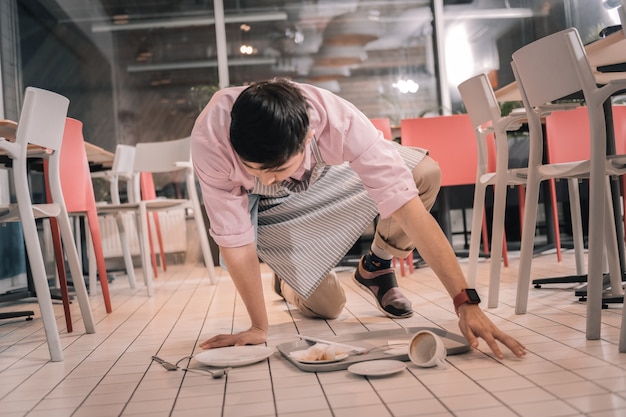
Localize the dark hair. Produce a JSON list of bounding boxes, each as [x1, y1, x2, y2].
[[230, 78, 310, 170]]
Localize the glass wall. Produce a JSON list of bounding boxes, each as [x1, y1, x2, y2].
[[1, 0, 623, 150]]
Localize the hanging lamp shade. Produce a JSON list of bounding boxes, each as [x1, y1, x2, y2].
[[307, 66, 351, 81], [314, 44, 367, 67], [323, 11, 380, 46]]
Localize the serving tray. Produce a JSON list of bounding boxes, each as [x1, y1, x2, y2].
[[276, 326, 470, 372]]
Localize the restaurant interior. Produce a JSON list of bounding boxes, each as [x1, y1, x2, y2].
[[3, 0, 626, 416]]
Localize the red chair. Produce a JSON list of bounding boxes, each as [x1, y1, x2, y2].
[[613, 106, 626, 240], [541, 105, 626, 277], [45, 118, 113, 331], [370, 117, 414, 276], [139, 172, 167, 277], [370, 117, 393, 140], [399, 114, 497, 262]]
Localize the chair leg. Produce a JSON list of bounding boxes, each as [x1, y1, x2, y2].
[[603, 178, 624, 297], [548, 178, 563, 262], [49, 217, 73, 333], [19, 213, 64, 361], [466, 183, 488, 287], [153, 212, 167, 271], [516, 175, 543, 314], [87, 232, 98, 296], [621, 175, 626, 245], [567, 179, 585, 275], [502, 231, 509, 268], [517, 185, 525, 230], [146, 213, 158, 278], [481, 213, 490, 255], [488, 180, 509, 308], [115, 213, 137, 289], [86, 209, 113, 313], [44, 171, 72, 332], [139, 205, 155, 296], [55, 209, 96, 334]]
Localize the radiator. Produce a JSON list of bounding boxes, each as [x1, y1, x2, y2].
[[98, 209, 187, 258]]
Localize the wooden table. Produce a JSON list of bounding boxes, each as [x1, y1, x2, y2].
[[1, 119, 114, 169], [84, 141, 114, 170], [0, 119, 115, 311], [495, 30, 626, 102]]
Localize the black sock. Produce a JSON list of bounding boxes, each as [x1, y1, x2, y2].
[[363, 251, 391, 271]]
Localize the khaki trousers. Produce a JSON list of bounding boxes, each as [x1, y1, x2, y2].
[[280, 155, 442, 319]]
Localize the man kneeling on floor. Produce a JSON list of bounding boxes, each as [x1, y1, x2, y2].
[[191, 78, 526, 359]]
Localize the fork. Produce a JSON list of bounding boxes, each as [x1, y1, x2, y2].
[[151, 355, 178, 371]]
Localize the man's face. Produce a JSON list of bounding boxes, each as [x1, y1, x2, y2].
[[240, 130, 314, 186]]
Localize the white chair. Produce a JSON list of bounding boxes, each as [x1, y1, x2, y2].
[[459, 74, 528, 303], [92, 144, 138, 289], [458, 73, 581, 308], [94, 144, 179, 288], [511, 28, 626, 344], [98, 137, 216, 295], [0, 87, 96, 362]]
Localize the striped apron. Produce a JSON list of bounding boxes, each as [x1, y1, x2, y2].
[[250, 138, 426, 299]]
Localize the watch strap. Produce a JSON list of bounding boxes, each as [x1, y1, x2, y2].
[[453, 289, 480, 316]]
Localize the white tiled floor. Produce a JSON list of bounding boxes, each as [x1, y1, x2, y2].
[[1, 248, 626, 417]]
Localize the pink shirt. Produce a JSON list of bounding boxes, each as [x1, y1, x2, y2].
[[190, 83, 419, 248]]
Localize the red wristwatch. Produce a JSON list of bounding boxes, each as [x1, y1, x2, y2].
[[453, 289, 481, 316]]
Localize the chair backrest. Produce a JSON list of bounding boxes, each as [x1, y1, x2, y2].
[[112, 144, 136, 174], [369, 118, 393, 140], [109, 144, 139, 203], [458, 73, 501, 175], [134, 137, 191, 174], [400, 114, 477, 186], [58, 118, 98, 213], [16, 87, 69, 151], [511, 28, 596, 108], [458, 74, 502, 131]]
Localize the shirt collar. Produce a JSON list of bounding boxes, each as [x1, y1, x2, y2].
[[288, 140, 314, 181]]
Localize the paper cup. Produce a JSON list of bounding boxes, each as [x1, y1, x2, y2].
[[408, 330, 447, 368]]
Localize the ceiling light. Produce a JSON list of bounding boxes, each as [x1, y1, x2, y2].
[[127, 57, 276, 72], [92, 11, 288, 33], [392, 79, 419, 94], [240, 45, 255, 55]]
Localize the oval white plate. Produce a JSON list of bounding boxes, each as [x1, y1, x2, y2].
[[194, 346, 274, 367], [347, 360, 406, 376], [289, 351, 349, 364]]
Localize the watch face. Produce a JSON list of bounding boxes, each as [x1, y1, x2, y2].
[[466, 288, 481, 303]]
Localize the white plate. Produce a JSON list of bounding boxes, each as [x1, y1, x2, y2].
[[193, 346, 274, 367], [347, 360, 406, 376], [289, 351, 350, 364]]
